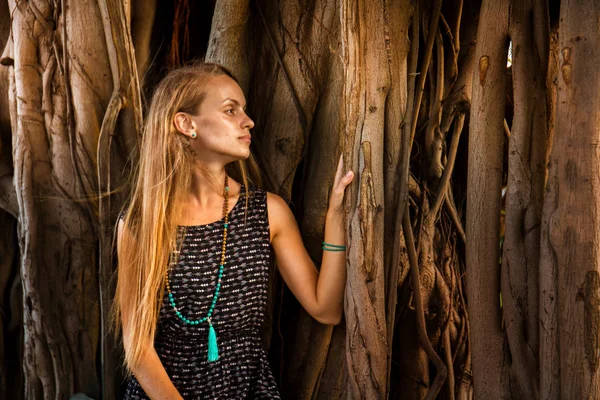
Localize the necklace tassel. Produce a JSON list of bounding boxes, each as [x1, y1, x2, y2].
[[208, 323, 219, 362]]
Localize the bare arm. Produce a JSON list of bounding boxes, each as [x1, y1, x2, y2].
[[117, 219, 183, 400], [268, 155, 354, 325], [126, 346, 184, 400]]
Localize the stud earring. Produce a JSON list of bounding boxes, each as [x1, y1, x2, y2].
[[191, 132, 197, 138]]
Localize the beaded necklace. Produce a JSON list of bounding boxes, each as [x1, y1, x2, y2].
[[165, 174, 230, 362]]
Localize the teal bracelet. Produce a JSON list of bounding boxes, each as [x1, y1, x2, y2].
[[322, 241, 346, 251], [323, 246, 346, 252], [323, 241, 346, 249]]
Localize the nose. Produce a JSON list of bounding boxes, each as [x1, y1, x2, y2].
[[244, 114, 255, 130]]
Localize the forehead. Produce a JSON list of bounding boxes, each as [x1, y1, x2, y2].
[[203, 74, 246, 106]]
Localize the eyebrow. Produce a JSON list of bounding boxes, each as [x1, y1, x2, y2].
[[222, 98, 247, 109]]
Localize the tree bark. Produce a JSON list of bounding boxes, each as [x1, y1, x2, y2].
[[206, 0, 253, 93], [465, 0, 509, 397], [539, 12, 560, 400], [340, 0, 389, 397], [96, 0, 143, 397], [501, 0, 550, 397], [130, 0, 157, 83], [6, 0, 140, 398], [546, 1, 600, 398], [382, 3, 413, 396], [10, 0, 99, 396]]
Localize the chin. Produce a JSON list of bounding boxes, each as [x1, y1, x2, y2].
[[229, 149, 251, 162]]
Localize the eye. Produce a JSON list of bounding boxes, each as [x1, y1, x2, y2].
[[225, 108, 235, 115]]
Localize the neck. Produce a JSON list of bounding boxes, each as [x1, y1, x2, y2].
[[189, 162, 227, 207]]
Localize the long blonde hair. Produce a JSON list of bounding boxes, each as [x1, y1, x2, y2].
[[112, 62, 261, 372]]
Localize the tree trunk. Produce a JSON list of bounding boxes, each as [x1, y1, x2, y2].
[[465, 0, 509, 397], [500, 0, 551, 397], [545, 1, 600, 398], [5, 0, 139, 398], [339, 0, 391, 396]]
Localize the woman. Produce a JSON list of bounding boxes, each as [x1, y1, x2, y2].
[[113, 62, 354, 399]]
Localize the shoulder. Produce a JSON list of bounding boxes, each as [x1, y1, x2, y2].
[[265, 191, 297, 239], [266, 191, 289, 215]]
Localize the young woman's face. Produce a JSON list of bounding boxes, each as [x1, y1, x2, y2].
[[188, 74, 255, 163]]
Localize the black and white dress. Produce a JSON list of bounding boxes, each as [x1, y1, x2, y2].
[[123, 185, 281, 399]]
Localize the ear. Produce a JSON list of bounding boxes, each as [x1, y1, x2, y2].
[[173, 112, 197, 138]]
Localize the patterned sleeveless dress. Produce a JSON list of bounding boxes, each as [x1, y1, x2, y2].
[[123, 185, 281, 399]]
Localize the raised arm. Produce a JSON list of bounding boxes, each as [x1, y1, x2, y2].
[[268, 155, 354, 325]]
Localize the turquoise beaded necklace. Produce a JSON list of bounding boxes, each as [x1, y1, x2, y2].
[[165, 174, 230, 362]]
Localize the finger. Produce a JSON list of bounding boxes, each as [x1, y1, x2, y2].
[[335, 170, 354, 192], [341, 170, 354, 187], [334, 153, 344, 185]]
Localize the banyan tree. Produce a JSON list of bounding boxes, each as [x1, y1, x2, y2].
[[1, 0, 599, 399]]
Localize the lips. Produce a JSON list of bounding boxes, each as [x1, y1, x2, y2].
[[239, 135, 252, 142]]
